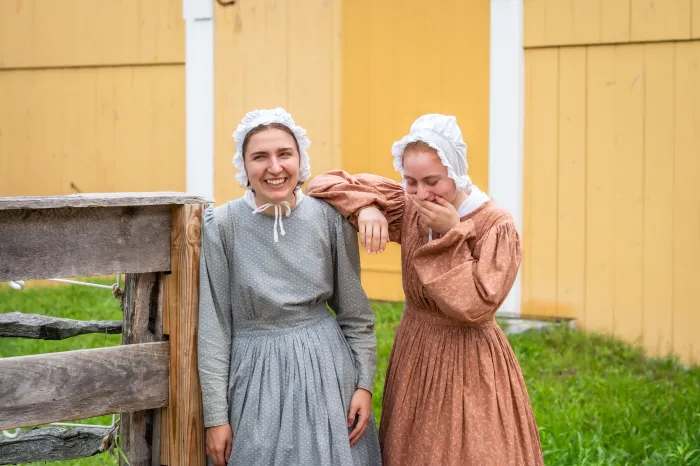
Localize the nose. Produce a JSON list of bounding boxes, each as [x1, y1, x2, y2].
[[267, 156, 282, 174], [416, 184, 432, 201]]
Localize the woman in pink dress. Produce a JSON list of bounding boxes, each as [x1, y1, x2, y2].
[[307, 114, 544, 466]]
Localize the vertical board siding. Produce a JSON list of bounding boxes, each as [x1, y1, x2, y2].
[[525, 0, 696, 47], [0, 67, 185, 197], [523, 48, 559, 317], [341, 0, 490, 301], [672, 41, 700, 365], [556, 47, 587, 322], [524, 40, 700, 365], [643, 43, 676, 358], [0, 0, 184, 69], [0, 0, 185, 197], [213, 0, 339, 205]]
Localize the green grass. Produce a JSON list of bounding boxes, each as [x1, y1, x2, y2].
[[1, 284, 699, 465]]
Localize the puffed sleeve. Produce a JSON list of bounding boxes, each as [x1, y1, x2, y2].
[[197, 206, 233, 427], [328, 211, 377, 392], [412, 217, 521, 324], [306, 170, 405, 244]]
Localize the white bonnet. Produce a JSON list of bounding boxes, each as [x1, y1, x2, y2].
[[391, 114, 471, 192], [231, 107, 312, 188]]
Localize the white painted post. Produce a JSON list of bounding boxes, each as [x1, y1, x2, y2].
[[183, 0, 215, 200], [489, 0, 524, 316]]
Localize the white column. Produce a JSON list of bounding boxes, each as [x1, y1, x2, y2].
[[489, 0, 524, 316], [183, 0, 214, 199]]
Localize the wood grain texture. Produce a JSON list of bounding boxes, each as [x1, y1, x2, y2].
[[0, 427, 110, 465], [120, 273, 162, 466], [0, 312, 122, 340], [164, 204, 205, 465], [0, 193, 210, 211], [0, 342, 169, 431], [0, 205, 172, 281]]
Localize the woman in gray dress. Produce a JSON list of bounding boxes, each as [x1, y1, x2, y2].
[[198, 107, 382, 466]]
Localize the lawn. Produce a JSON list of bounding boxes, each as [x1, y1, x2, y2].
[[1, 281, 699, 465]]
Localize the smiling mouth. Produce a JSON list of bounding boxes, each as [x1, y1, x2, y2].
[[265, 178, 287, 186]]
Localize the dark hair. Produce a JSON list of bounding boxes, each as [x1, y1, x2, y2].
[[242, 123, 300, 158]]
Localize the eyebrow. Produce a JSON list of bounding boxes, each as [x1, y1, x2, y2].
[[405, 175, 442, 181]]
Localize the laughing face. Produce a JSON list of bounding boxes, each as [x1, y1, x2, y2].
[[243, 126, 300, 206]]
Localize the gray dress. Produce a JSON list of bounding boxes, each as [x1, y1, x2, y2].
[[198, 194, 382, 466]]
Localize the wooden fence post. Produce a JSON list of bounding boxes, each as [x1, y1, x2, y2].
[[120, 272, 163, 466], [162, 204, 206, 465]]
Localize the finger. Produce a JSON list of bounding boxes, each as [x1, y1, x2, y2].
[[350, 424, 368, 446], [214, 450, 225, 466], [410, 196, 430, 216], [349, 411, 369, 444], [348, 403, 359, 428], [225, 438, 232, 463], [421, 199, 447, 215], [379, 220, 388, 252], [359, 221, 367, 249], [434, 195, 456, 212], [370, 222, 381, 254]]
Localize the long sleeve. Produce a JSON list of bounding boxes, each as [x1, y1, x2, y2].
[[197, 206, 233, 427], [412, 217, 522, 324], [328, 212, 378, 393], [306, 170, 406, 244]]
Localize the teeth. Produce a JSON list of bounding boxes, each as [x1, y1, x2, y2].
[[266, 179, 285, 186]]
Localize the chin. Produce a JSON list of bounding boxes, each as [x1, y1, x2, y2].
[[259, 187, 295, 203]]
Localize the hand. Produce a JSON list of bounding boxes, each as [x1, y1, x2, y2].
[[410, 195, 460, 235], [347, 388, 373, 446], [357, 206, 389, 254], [206, 424, 232, 466]]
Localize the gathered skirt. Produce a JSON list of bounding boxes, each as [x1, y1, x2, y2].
[[221, 312, 382, 466], [379, 306, 543, 466]]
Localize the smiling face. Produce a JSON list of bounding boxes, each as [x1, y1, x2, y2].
[[402, 142, 459, 206], [243, 125, 300, 206]]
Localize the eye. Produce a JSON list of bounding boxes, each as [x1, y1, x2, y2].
[[426, 179, 438, 187], [405, 179, 417, 186], [280, 152, 293, 158]]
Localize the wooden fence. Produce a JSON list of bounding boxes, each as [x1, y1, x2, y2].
[[0, 193, 209, 465]]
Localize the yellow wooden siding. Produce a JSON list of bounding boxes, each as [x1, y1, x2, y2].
[[341, 0, 490, 301], [524, 42, 700, 365], [0, 66, 186, 196], [0, 0, 185, 198], [522, 48, 559, 318], [213, 0, 341, 206], [672, 42, 700, 365], [524, 0, 695, 47], [643, 43, 676, 358], [556, 47, 587, 322], [0, 0, 184, 69]]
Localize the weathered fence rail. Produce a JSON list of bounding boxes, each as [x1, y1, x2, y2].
[[0, 192, 209, 466], [0, 312, 122, 339]]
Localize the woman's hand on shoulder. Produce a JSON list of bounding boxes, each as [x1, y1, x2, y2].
[[348, 388, 373, 446], [206, 424, 232, 466], [357, 206, 389, 254]]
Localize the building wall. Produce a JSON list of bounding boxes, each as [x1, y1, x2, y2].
[[340, 0, 491, 301], [0, 0, 186, 197], [213, 0, 490, 302], [213, 0, 342, 205], [523, 0, 700, 365]]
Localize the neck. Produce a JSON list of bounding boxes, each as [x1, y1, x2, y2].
[[451, 190, 468, 210]]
